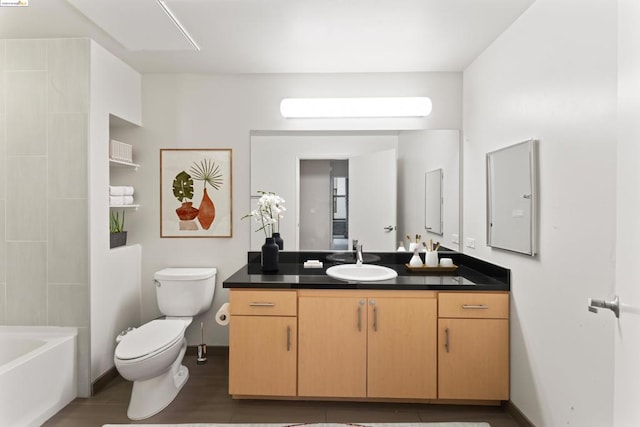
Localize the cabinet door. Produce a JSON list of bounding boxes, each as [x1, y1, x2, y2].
[[229, 315, 296, 396], [367, 297, 437, 399], [438, 318, 509, 400], [298, 296, 367, 397]]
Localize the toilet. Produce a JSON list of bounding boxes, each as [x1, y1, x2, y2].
[[114, 267, 217, 420]]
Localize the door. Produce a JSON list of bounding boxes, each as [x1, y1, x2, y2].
[[228, 316, 297, 396], [367, 297, 437, 399], [614, 2, 640, 421], [614, 3, 640, 423], [438, 318, 509, 400], [348, 149, 397, 251], [298, 295, 367, 397]]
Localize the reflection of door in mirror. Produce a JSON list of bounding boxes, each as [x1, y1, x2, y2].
[[299, 160, 349, 250]]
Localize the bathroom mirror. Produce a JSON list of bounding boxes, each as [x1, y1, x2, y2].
[[486, 139, 538, 256], [250, 130, 460, 252], [425, 168, 443, 235]]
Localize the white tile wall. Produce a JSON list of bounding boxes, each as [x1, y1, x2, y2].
[[1, 38, 91, 395], [48, 283, 88, 327], [6, 39, 47, 71], [47, 113, 88, 199], [6, 71, 47, 155], [47, 39, 89, 113], [5, 241, 47, 325], [6, 156, 47, 241], [48, 198, 88, 284]]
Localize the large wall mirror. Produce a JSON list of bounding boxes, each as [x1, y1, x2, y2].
[[250, 130, 460, 252], [486, 139, 538, 256]]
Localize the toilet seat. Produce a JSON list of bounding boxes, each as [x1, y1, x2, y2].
[[115, 320, 186, 361]]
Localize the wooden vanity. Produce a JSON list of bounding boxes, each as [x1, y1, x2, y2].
[[224, 252, 510, 405]]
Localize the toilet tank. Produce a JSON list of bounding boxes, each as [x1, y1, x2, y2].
[[153, 268, 217, 317]]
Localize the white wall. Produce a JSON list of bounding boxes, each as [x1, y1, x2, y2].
[[397, 130, 460, 251], [463, 0, 617, 426], [89, 40, 142, 384], [299, 160, 332, 250], [116, 72, 462, 346]]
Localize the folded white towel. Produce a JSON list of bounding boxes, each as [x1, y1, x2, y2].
[[109, 196, 135, 205], [109, 186, 134, 196]]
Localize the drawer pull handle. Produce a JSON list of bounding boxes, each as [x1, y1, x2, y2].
[[286, 325, 291, 351], [462, 304, 489, 309], [445, 327, 450, 353], [249, 302, 275, 307]]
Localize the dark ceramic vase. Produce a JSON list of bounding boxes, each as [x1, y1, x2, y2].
[[273, 232, 284, 250], [261, 237, 279, 273]]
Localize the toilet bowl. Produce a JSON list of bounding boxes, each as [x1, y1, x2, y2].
[[114, 267, 216, 420]]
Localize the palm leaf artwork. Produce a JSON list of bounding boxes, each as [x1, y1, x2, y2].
[[189, 159, 223, 190], [173, 170, 195, 202]]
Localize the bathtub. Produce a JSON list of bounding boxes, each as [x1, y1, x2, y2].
[[0, 326, 78, 427]]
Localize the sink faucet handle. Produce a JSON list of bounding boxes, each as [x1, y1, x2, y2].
[[355, 243, 364, 264], [352, 239, 359, 250]]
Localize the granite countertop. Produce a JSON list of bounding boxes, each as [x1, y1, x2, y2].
[[223, 251, 510, 291]]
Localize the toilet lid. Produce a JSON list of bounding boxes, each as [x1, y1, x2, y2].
[[115, 320, 186, 360]]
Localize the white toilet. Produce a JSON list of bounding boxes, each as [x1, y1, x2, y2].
[[114, 267, 217, 420]]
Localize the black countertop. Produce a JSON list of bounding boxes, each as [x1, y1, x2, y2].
[[223, 250, 510, 291]]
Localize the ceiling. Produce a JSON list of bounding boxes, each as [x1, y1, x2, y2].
[[0, 0, 534, 74]]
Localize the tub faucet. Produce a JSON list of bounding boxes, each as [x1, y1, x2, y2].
[[355, 244, 364, 265]]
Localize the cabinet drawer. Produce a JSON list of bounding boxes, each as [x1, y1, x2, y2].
[[438, 292, 509, 319], [230, 290, 297, 316]]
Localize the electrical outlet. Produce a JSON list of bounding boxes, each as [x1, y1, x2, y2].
[[452, 234, 459, 244], [465, 237, 475, 249]]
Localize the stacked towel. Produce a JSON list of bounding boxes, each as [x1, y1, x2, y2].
[[109, 196, 135, 205], [109, 186, 135, 205], [109, 186, 134, 196]]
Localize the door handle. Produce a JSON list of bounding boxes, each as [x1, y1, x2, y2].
[[383, 225, 395, 232], [588, 295, 620, 318]]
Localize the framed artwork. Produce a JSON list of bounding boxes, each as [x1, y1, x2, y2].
[[160, 148, 232, 237]]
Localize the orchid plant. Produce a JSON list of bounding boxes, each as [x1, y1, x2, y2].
[[243, 191, 286, 238]]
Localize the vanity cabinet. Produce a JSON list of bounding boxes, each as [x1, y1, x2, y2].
[[437, 292, 509, 400], [228, 290, 297, 397], [297, 290, 437, 399]]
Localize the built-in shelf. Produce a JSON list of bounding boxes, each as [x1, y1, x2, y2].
[[109, 158, 140, 170], [109, 204, 140, 210]]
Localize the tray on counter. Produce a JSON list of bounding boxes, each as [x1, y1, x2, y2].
[[405, 263, 459, 273]]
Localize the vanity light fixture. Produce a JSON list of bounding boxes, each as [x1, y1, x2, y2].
[[280, 97, 432, 118], [156, 0, 200, 51]]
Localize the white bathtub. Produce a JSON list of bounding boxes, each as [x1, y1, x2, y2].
[[0, 326, 78, 427]]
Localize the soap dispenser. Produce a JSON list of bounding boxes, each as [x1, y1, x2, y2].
[[409, 248, 423, 267]]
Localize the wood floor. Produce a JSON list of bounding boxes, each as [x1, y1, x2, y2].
[[45, 348, 523, 427]]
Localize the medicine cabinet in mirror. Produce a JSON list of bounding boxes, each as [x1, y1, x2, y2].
[[486, 139, 538, 256], [425, 168, 443, 235]]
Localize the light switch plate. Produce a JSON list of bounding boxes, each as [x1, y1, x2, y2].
[[452, 234, 459, 244], [465, 237, 475, 249]]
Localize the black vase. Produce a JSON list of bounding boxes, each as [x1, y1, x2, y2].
[[273, 232, 284, 250], [261, 237, 279, 272]]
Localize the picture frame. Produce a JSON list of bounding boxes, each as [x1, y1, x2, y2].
[[160, 148, 232, 238]]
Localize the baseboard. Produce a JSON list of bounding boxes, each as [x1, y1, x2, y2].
[[186, 345, 229, 357], [503, 400, 536, 427], [91, 366, 119, 396]]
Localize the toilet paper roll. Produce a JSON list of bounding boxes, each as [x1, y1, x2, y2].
[[216, 302, 230, 326]]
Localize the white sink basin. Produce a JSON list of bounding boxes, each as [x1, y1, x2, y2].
[[326, 263, 398, 282]]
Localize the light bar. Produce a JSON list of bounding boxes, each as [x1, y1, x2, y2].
[[280, 97, 432, 118], [157, 0, 200, 51]]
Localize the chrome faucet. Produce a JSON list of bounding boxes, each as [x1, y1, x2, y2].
[[355, 243, 364, 265]]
